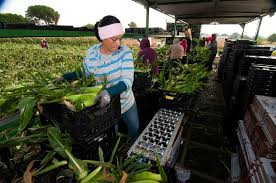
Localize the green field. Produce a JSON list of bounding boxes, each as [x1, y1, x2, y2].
[[0, 29, 94, 38], [0, 29, 144, 38], [0, 37, 140, 88]]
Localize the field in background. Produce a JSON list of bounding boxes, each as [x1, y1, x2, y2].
[[0, 37, 140, 88]]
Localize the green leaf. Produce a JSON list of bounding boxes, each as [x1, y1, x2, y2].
[[38, 150, 56, 170], [47, 127, 88, 180], [83, 160, 115, 169], [35, 160, 68, 176], [122, 153, 142, 171], [108, 137, 121, 163], [68, 157, 88, 180], [47, 127, 67, 158], [0, 131, 48, 148], [99, 146, 104, 163], [80, 166, 102, 183], [154, 151, 168, 183], [17, 97, 37, 133]]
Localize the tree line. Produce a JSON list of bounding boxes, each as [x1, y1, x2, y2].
[[1, 5, 59, 25], [0, 5, 140, 30]]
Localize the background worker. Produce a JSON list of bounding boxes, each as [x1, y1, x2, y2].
[[40, 39, 48, 49], [137, 37, 158, 74], [167, 38, 184, 67], [207, 33, 218, 71]]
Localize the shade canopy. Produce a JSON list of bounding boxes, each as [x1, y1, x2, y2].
[[132, 0, 276, 24]]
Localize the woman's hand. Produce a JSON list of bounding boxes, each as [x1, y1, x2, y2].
[[96, 90, 111, 108]]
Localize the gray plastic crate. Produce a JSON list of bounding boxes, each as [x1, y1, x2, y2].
[[127, 108, 184, 165]]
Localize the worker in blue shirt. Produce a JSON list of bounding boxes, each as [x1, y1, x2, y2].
[[60, 15, 139, 139]]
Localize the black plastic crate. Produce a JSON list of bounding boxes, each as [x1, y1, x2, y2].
[[72, 125, 116, 160], [158, 90, 194, 111], [233, 40, 256, 49], [133, 71, 152, 93], [40, 95, 121, 143], [231, 75, 247, 98], [233, 64, 276, 118], [239, 56, 276, 76], [135, 90, 161, 131], [245, 48, 272, 56], [218, 41, 234, 80]]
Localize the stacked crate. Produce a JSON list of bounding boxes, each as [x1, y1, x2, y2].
[[237, 64, 276, 118], [218, 39, 234, 80], [41, 95, 121, 160], [218, 39, 272, 106], [237, 95, 276, 183], [221, 40, 257, 104]]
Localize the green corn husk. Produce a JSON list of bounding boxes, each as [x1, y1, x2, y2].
[[80, 86, 102, 94], [131, 171, 162, 181], [63, 93, 97, 111]]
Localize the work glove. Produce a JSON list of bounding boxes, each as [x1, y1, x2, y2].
[[96, 90, 111, 108]]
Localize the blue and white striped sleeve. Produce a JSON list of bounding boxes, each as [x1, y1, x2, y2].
[[120, 47, 134, 89], [83, 57, 91, 78], [83, 47, 96, 78]]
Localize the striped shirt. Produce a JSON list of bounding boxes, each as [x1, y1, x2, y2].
[[83, 43, 135, 114]]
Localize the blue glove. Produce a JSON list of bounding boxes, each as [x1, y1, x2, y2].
[[96, 90, 111, 108]]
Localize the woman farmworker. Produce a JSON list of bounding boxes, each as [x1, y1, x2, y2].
[[167, 38, 184, 67], [137, 37, 158, 74], [62, 15, 139, 139]]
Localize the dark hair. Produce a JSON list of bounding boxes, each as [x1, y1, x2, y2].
[[94, 15, 121, 42]]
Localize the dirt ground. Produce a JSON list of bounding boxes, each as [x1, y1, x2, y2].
[[123, 37, 165, 48]]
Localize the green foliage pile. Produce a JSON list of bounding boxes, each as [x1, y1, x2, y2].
[[187, 46, 211, 65], [153, 62, 210, 94]]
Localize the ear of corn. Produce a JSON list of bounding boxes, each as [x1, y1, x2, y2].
[[63, 93, 97, 111], [80, 85, 102, 94], [131, 171, 162, 181], [131, 180, 160, 183]]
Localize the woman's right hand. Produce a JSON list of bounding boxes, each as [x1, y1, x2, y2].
[[96, 90, 111, 108]]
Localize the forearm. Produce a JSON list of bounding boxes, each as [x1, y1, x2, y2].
[[62, 68, 86, 81], [106, 81, 127, 97], [62, 71, 78, 81]]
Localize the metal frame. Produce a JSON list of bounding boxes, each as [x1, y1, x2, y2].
[[133, 0, 276, 38]]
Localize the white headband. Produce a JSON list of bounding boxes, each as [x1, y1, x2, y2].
[[98, 23, 125, 40]]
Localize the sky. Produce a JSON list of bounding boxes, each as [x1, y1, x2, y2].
[[1, 0, 275, 38]]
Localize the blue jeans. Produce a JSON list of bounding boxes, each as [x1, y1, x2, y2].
[[122, 103, 139, 139]]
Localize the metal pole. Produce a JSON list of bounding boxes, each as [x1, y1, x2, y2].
[[240, 23, 245, 39], [254, 17, 263, 41], [145, 4, 149, 37], [174, 18, 177, 37]]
